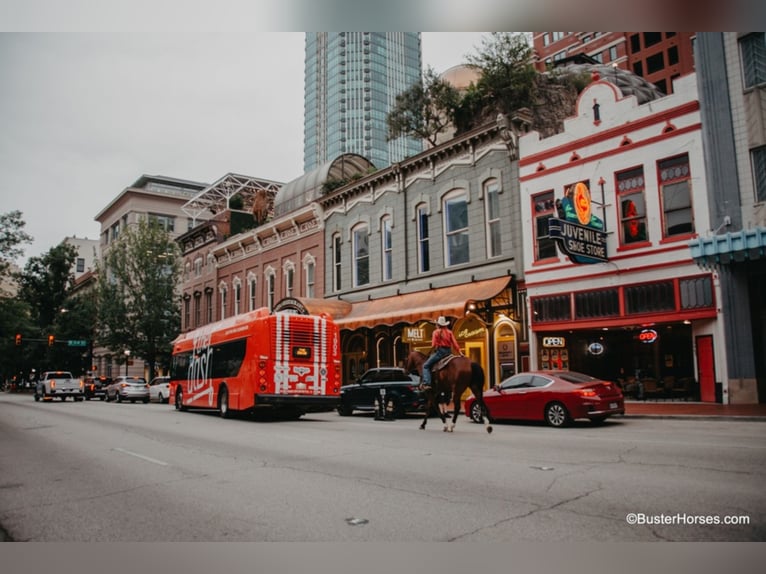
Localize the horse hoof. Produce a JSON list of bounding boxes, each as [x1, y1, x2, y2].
[[486, 426, 493, 434]]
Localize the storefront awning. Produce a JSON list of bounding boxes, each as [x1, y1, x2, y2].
[[273, 297, 352, 318], [335, 276, 511, 330], [690, 227, 766, 267]]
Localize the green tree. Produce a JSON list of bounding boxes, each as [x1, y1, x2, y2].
[[0, 210, 32, 284], [96, 219, 181, 379], [386, 66, 461, 147], [15, 243, 78, 373], [458, 32, 537, 132], [17, 243, 77, 334]]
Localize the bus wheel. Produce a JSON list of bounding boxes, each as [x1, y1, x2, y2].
[[219, 386, 231, 419], [175, 390, 186, 411]]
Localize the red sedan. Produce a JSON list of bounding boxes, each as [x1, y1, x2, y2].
[[464, 371, 625, 427]]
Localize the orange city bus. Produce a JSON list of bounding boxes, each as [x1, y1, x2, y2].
[[170, 307, 341, 419]]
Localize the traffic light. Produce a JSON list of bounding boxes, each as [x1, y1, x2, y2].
[[15, 333, 22, 346], [48, 334, 55, 346]]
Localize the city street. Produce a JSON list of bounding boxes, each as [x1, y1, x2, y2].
[[0, 391, 763, 542]]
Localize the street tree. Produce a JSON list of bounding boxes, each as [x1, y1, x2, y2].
[[15, 242, 78, 373], [386, 66, 461, 147], [96, 219, 181, 379], [0, 210, 32, 285]]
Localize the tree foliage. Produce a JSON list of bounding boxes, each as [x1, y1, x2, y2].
[[386, 66, 461, 147], [96, 219, 181, 378], [0, 210, 32, 282], [17, 243, 78, 331], [460, 32, 537, 132]]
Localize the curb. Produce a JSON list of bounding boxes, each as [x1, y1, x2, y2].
[[619, 414, 766, 422]]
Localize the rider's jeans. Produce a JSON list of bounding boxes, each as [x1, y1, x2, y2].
[[422, 347, 451, 386]]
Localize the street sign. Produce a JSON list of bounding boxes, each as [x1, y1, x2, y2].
[[67, 339, 88, 347]]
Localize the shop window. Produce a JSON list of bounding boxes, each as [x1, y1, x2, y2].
[[533, 191, 557, 261], [532, 294, 571, 322], [617, 166, 649, 244], [484, 179, 502, 258], [443, 190, 470, 266], [574, 289, 620, 319], [625, 281, 675, 314], [658, 154, 695, 237], [680, 276, 714, 309], [352, 224, 370, 286]]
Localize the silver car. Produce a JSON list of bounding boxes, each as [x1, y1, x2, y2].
[[105, 376, 149, 403]]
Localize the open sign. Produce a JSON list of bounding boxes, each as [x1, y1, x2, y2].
[[639, 329, 658, 344]]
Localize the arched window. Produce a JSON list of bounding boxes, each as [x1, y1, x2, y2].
[[332, 233, 342, 292], [232, 277, 242, 315], [266, 270, 276, 311], [484, 179, 502, 258], [218, 282, 228, 321], [416, 203, 430, 273], [247, 272, 257, 311], [443, 189, 469, 266], [284, 262, 295, 297], [381, 215, 393, 281], [352, 223, 370, 287], [303, 255, 316, 298]]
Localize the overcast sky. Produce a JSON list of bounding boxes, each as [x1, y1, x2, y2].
[[0, 32, 490, 265]]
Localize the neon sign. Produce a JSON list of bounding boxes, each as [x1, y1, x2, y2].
[[639, 329, 658, 344]]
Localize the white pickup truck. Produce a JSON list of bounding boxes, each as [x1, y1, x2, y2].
[[35, 370, 84, 402]]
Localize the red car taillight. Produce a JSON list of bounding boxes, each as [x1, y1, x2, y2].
[[577, 388, 598, 398]]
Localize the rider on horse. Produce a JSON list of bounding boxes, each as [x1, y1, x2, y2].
[[420, 316, 462, 390]]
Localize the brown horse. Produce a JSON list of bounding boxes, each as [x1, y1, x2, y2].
[[405, 351, 492, 434]]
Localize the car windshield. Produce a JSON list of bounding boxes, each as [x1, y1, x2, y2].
[[556, 372, 599, 384]]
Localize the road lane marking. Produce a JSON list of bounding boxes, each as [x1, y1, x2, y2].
[[113, 447, 169, 466]]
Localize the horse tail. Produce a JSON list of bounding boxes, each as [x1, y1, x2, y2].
[[470, 361, 485, 391]]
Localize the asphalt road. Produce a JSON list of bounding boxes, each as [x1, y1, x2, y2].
[[0, 391, 764, 542]]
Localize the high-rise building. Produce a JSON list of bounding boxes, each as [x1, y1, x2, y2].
[[303, 32, 423, 173], [532, 32, 696, 95]]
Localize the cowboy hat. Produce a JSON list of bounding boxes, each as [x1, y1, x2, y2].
[[436, 316, 450, 327]]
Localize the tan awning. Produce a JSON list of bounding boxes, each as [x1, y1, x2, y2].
[[335, 276, 510, 330], [273, 297, 352, 318]]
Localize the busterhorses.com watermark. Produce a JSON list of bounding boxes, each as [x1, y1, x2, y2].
[[626, 513, 751, 526]]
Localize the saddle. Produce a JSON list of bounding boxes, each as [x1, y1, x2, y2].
[[432, 354, 460, 372]]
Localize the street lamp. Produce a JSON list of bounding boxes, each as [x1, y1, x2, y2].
[[124, 349, 131, 376]]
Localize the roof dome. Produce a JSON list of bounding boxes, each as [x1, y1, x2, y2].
[[553, 63, 666, 104], [275, 154, 376, 216]]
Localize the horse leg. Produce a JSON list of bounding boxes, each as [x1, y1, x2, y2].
[[420, 391, 432, 430], [475, 394, 493, 434]]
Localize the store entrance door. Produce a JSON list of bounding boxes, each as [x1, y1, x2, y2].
[[696, 335, 716, 402]]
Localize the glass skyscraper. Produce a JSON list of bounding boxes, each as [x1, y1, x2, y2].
[[303, 32, 423, 173]]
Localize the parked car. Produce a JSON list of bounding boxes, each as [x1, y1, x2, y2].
[[34, 370, 84, 402], [464, 370, 625, 428], [149, 376, 170, 403], [337, 367, 426, 417], [84, 375, 111, 400], [105, 376, 149, 403]]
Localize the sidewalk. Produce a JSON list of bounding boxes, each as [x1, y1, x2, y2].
[[622, 400, 766, 421]]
